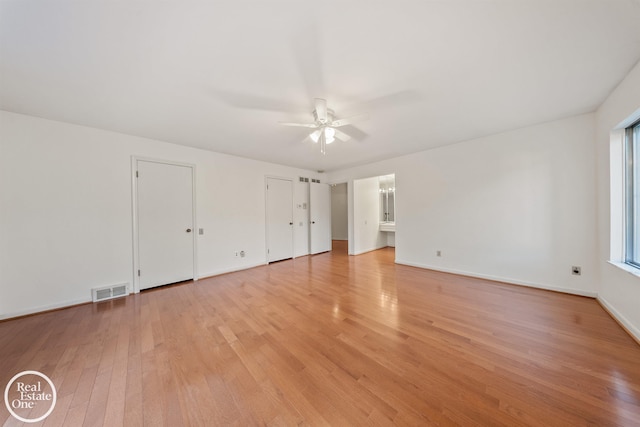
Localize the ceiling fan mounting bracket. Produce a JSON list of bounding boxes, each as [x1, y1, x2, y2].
[[313, 108, 334, 124]]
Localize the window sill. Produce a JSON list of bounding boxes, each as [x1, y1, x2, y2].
[[608, 260, 640, 278]]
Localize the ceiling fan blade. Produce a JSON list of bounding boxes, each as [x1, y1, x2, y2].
[[315, 98, 328, 123], [331, 113, 369, 128], [334, 129, 352, 142], [279, 122, 318, 128], [211, 90, 305, 112], [340, 124, 369, 141], [291, 21, 325, 101], [353, 90, 422, 111]]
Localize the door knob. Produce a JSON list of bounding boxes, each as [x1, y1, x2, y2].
[[289, 222, 293, 225], [311, 221, 316, 224], [186, 228, 192, 233]]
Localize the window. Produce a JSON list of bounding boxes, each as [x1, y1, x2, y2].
[[624, 119, 640, 267]]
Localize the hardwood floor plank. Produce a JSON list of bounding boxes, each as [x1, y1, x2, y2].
[[83, 367, 111, 427], [1, 244, 639, 425]]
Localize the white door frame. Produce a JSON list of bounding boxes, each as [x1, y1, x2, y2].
[[131, 156, 198, 293], [265, 175, 295, 262]]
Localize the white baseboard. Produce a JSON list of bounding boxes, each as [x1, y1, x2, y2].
[[394, 259, 598, 298], [197, 262, 267, 280], [597, 295, 640, 344], [0, 297, 92, 321], [352, 245, 389, 256]]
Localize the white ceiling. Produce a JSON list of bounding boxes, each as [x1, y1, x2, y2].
[[2, 1, 640, 172]]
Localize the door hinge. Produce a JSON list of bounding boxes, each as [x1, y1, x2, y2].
[[136, 171, 139, 178], [137, 269, 140, 276]]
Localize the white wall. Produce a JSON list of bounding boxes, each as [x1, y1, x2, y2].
[[386, 232, 395, 248], [330, 183, 348, 240], [353, 176, 387, 255], [330, 113, 599, 296], [0, 111, 322, 319], [595, 60, 640, 340]]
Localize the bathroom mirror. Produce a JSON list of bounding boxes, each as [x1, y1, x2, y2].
[[379, 174, 395, 223]]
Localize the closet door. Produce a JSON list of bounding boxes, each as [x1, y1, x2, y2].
[[310, 182, 331, 254], [266, 177, 294, 262], [136, 160, 195, 290]]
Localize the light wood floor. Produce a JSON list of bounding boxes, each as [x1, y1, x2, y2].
[[1, 242, 639, 426]]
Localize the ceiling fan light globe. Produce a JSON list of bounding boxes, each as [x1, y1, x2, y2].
[[310, 129, 321, 143], [324, 127, 336, 143]]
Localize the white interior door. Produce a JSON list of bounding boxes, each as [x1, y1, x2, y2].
[[310, 182, 332, 254], [137, 160, 194, 290], [266, 177, 294, 262]]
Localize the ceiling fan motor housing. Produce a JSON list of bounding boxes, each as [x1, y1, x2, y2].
[[313, 108, 334, 125]]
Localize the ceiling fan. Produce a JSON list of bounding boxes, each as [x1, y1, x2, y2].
[[279, 98, 367, 154]]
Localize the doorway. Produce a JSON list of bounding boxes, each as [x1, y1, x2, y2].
[[330, 183, 348, 245], [352, 174, 396, 255], [133, 159, 196, 291]]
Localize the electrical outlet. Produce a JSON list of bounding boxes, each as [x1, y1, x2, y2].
[[240, 250, 246, 258], [436, 250, 442, 257], [571, 266, 581, 276]]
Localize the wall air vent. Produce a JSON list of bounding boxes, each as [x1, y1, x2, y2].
[[92, 283, 129, 302]]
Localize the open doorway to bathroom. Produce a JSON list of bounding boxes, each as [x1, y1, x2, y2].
[[379, 174, 396, 249], [351, 174, 396, 255]]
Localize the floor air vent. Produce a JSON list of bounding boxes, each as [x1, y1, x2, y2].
[[92, 283, 128, 302]]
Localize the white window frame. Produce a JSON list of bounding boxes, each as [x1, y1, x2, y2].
[[609, 108, 640, 277], [624, 119, 640, 268]]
